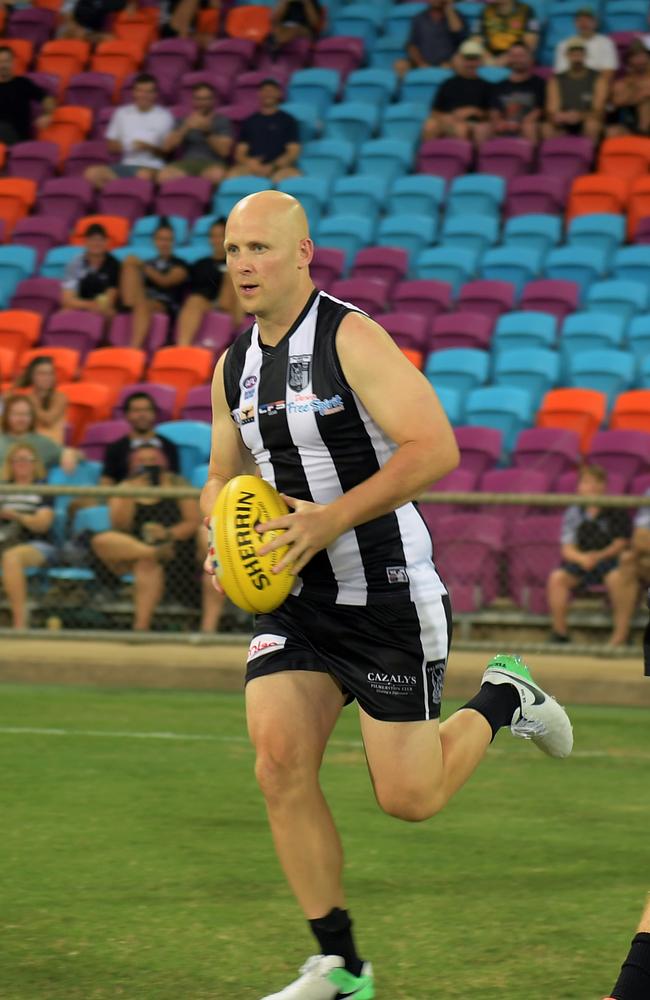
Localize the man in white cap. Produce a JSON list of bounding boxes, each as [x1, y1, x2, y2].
[[422, 38, 493, 141]]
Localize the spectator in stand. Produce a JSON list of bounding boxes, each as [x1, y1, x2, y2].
[[60, 0, 127, 42], [158, 83, 233, 186], [60, 223, 120, 320], [554, 6, 618, 81], [85, 74, 174, 190], [395, 0, 468, 77], [545, 36, 608, 140], [609, 490, 650, 647], [13, 358, 68, 446], [0, 395, 77, 471], [119, 217, 189, 349], [101, 391, 179, 484], [488, 41, 544, 142], [228, 79, 301, 182], [0, 46, 56, 146], [479, 0, 539, 65], [176, 218, 243, 346], [0, 443, 55, 629], [160, 0, 220, 40], [546, 464, 631, 646], [269, 0, 323, 49], [422, 39, 493, 142], [609, 40, 650, 137]]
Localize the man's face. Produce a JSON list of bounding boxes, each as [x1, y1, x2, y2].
[[126, 398, 157, 433], [568, 46, 586, 69], [507, 45, 531, 74], [576, 13, 596, 35], [461, 54, 481, 76], [225, 210, 310, 318], [85, 233, 107, 257], [0, 51, 14, 83], [210, 223, 226, 259], [7, 401, 33, 435], [578, 473, 605, 497], [192, 86, 215, 116], [628, 48, 650, 74], [133, 81, 157, 111], [154, 227, 174, 257], [427, 0, 446, 10], [259, 83, 281, 112]]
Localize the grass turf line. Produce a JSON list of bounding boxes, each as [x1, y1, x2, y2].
[[1, 684, 649, 1000]]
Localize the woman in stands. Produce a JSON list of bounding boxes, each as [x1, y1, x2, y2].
[[0, 395, 76, 472], [119, 216, 189, 350], [14, 357, 68, 445], [0, 443, 55, 628]]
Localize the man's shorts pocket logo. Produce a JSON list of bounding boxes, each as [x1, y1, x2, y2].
[[247, 633, 287, 661]]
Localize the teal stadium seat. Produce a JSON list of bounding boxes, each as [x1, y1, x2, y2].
[[561, 311, 627, 356], [425, 348, 489, 394], [604, 1, 648, 33], [585, 280, 649, 323], [567, 213, 626, 259], [213, 177, 273, 218], [316, 214, 376, 268], [330, 6, 384, 48], [381, 103, 429, 145], [40, 245, 77, 281], [192, 214, 226, 243], [344, 68, 398, 110], [638, 354, 650, 388], [370, 36, 406, 70], [288, 69, 341, 117], [493, 311, 557, 355], [280, 102, 321, 143], [477, 66, 510, 83], [330, 175, 389, 221], [435, 385, 463, 425], [415, 247, 479, 293], [384, 2, 427, 45], [400, 67, 453, 107], [480, 246, 543, 295], [446, 174, 505, 219], [544, 246, 610, 299], [129, 214, 189, 248], [0, 245, 38, 304], [441, 214, 499, 255], [465, 385, 535, 456], [503, 214, 562, 255], [191, 462, 210, 489], [356, 138, 414, 182], [324, 102, 380, 146], [568, 349, 636, 407], [628, 316, 650, 364], [48, 461, 102, 544], [156, 420, 212, 480], [377, 214, 437, 266], [613, 246, 650, 285], [299, 139, 356, 183], [493, 348, 560, 408], [387, 175, 445, 216]]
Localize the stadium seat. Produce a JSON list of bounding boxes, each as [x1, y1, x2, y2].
[[493, 311, 557, 355], [520, 279, 580, 323], [42, 310, 104, 361], [536, 387, 606, 451], [0, 247, 38, 309], [377, 214, 437, 264], [114, 382, 176, 422], [278, 101, 320, 144], [233, 69, 284, 109], [587, 429, 650, 485], [566, 212, 626, 259], [312, 36, 364, 79], [298, 139, 356, 183], [316, 215, 376, 269], [387, 175, 445, 217], [344, 68, 398, 110], [226, 5, 272, 43], [416, 139, 473, 183], [64, 72, 116, 114], [38, 105, 93, 160], [11, 216, 70, 268], [454, 425, 502, 476], [180, 385, 212, 423], [310, 247, 346, 289], [178, 71, 230, 106], [597, 135, 650, 182], [384, 2, 427, 43], [560, 312, 627, 373], [627, 176, 650, 239], [493, 348, 560, 407], [192, 311, 235, 357], [612, 246, 650, 285], [507, 514, 564, 613], [424, 348, 489, 395], [441, 215, 499, 255], [543, 246, 609, 298], [466, 385, 535, 455], [513, 427, 580, 484], [155, 178, 211, 225], [324, 102, 380, 147], [538, 136, 594, 185], [350, 247, 408, 295], [400, 67, 453, 106], [479, 467, 550, 521], [1, 38, 33, 75], [190, 461, 210, 489], [145, 38, 198, 85], [8, 141, 59, 184], [58, 381, 114, 444], [39, 245, 79, 281], [78, 420, 131, 462], [391, 279, 452, 330], [19, 346, 79, 383], [585, 279, 649, 323], [505, 175, 567, 217], [610, 390, 650, 433], [331, 6, 383, 48], [415, 248, 478, 293], [288, 68, 340, 116], [10, 277, 61, 323], [71, 215, 130, 249], [113, 6, 158, 51], [330, 278, 388, 316], [80, 348, 146, 401], [128, 214, 189, 249], [0, 178, 37, 238], [155, 420, 212, 479], [435, 385, 462, 424], [480, 248, 543, 296], [381, 102, 428, 146], [90, 39, 142, 90], [381, 312, 429, 352], [356, 139, 413, 183], [203, 38, 255, 78], [37, 39, 90, 86], [457, 280, 515, 323], [502, 214, 562, 255], [146, 347, 213, 416], [477, 138, 534, 181], [568, 349, 635, 406], [604, 1, 648, 33], [98, 178, 154, 223], [628, 315, 650, 364], [431, 513, 505, 611], [567, 174, 629, 222], [0, 345, 16, 382], [446, 174, 505, 218], [429, 312, 493, 351], [418, 467, 477, 526], [0, 309, 41, 355], [212, 177, 273, 219], [331, 175, 389, 221], [63, 140, 111, 179]]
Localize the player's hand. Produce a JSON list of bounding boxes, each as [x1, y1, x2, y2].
[[257, 495, 345, 576]]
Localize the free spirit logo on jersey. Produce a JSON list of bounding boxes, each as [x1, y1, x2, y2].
[[287, 394, 345, 416]]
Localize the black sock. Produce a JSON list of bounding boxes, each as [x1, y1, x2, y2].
[[610, 932, 650, 999], [309, 907, 363, 976], [462, 682, 520, 741]]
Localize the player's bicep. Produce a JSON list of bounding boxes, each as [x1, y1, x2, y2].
[[208, 355, 254, 480]]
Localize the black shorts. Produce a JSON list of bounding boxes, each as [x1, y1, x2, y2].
[[245, 592, 453, 722], [562, 557, 618, 589]]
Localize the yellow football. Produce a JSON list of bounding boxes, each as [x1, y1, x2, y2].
[[210, 475, 294, 614]]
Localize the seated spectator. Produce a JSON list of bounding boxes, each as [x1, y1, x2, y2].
[[60, 223, 120, 319], [613, 491, 650, 647], [0, 443, 55, 629], [101, 391, 179, 484], [228, 79, 301, 182], [0, 395, 76, 472], [489, 41, 545, 142], [176, 218, 242, 346], [546, 464, 631, 646], [554, 6, 618, 81], [158, 83, 233, 187], [479, 0, 539, 65], [545, 36, 607, 141], [422, 39, 493, 142], [13, 357, 68, 445], [60, 0, 127, 42], [270, 0, 323, 49], [160, 0, 220, 40], [85, 75, 174, 191], [119, 217, 189, 349], [395, 0, 468, 77], [91, 441, 223, 632], [0, 45, 56, 146], [609, 40, 650, 137]]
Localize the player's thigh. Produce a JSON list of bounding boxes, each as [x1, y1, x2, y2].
[[359, 708, 443, 807]]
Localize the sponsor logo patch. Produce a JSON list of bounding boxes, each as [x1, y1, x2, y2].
[[427, 660, 447, 705], [386, 566, 409, 584], [248, 633, 287, 662], [367, 672, 417, 697], [243, 375, 257, 389], [286, 393, 345, 416], [239, 404, 255, 425], [259, 400, 286, 416], [287, 354, 311, 391]]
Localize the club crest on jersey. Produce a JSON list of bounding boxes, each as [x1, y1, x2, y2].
[[288, 354, 311, 392]]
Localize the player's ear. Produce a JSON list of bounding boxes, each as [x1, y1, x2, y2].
[[297, 237, 314, 269]]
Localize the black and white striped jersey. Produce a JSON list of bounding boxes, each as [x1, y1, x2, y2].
[[222, 288, 446, 606]]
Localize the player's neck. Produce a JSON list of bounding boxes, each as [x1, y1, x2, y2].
[[256, 284, 316, 346]]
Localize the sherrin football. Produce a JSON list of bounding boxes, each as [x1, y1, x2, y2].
[[210, 475, 294, 614]]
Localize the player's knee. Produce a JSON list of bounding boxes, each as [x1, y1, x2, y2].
[[254, 737, 316, 803], [375, 782, 442, 823]]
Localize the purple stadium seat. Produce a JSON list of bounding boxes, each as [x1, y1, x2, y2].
[[10, 277, 61, 323], [632, 473, 650, 495], [513, 427, 580, 485], [155, 178, 212, 224], [36, 177, 95, 226], [350, 247, 408, 295], [505, 175, 567, 217], [145, 39, 198, 97], [63, 140, 111, 177], [520, 279, 580, 322], [42, 311, 105, 361], [391, 279, 452, 330], [79, 418, 131, 461], [416, 139, 473, 184], [538, 136, 594, 186], [458, 280, 515, 323], [25, 71, 59, 100], [65, 72, 116, 114], [430, 312, 493, 351], [330, 278, 388, 316], [193, 311, 235, 355], [311, 36, 365, 78], [587, 430, 650, 486], [179, 70, 231, 105], [633, 218, 650, 245], [507, 514, 564, 613], [180, 384, 212, 423], [311, 248, 346, 290], [554, 469, 626, 495], [479, 467, 550, 521], [454, 425, 502, 476], [382, 312, 429, 351], [431, 513, 505, 611], [114, 383, 177, 423], [7, 7, 56, 48], [8, 141, 59, 184], [203, 39, 255, 78], [418, 467, 477, 528], [477, 138, 534, 182], [214, 102, 257, 142], [98, 178, 154, 222], [257, 36, 312, 76], [108, 314, 169, 356], [12, 216, 70, 267], [233, 70, 288, 108]]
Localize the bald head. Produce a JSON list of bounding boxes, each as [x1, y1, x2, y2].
[[227, 190, 310, 242]]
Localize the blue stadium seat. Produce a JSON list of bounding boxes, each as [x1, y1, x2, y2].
[[493, 348, 560, 408], [276, 177, 330, 231], [400, 67, 453, 107], [446, 174, 506, 218], [344, 68, 398, 109], [330, 6, 384, 47], [377, 214, 438, 265], [604, 1, 648, 33], [48, 462, 102, 545], [612, 246, 650, 285], [384, 2, 427, 44], [503, 214, 562, 255], [191, 214, 224, 242], [175, 245, 210, 265], [39, 245, 77, 281], [156, 420, 212, 480], [441, 215, 499, 255], [356, 138, 414, 182], [493, 311, 557, 356], [628, 315, 650, 364], [324, 102, 380, 146], [191, 462, 210, 489], [544, 246, 609, 298], [568, 349, 636, 406], [561, 311, 627, 353], [316, 215, 377, 268], [299, 139, 356, 183], [585, 280, 649, 322], [330, 175, 389, 221], [480, 247, 543, 295], [566, 213, 626, 259], [369, 36, 406, 70], [415, 247, 479, 293], [455, 0, 483, 18], [288, 68, 341, 117], [47, 505, 110, 585], [387, 174, 445, 216], [434, 385, 463, 424], [465, 385, 535, 456], [381, 102, 428, 145], [130, 214, 189, 249], [280, 101, 321, 143], [213, 177, 273, 218], [638, 354, 650, 388], [424, 348, 489, 394], [477, 66, 510, 83]]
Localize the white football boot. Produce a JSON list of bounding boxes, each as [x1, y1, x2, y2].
[[260, 955, 375, 999]]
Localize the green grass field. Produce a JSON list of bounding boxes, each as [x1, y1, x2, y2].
[[2, 684, 650, 1000]]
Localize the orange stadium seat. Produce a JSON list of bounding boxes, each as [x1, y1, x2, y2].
[[0, 346, 17, 381], [627, 176, 650, 239], [2, 38, 34, 74], [0, 143, 6, 171], [598, 136, 650, 182], [37, 40, 90, 86], [0, 178, 37, 237], [146, 346, 213, 416], [225, 5, 272, 43], [113, 8, 159, 51], [197, 7, 220, 34], [57, 382, 114, 445], [610, 390, 650, 433], [536, 388, 606, 452], [0, 310, 42, 356], [90, 39, 143, 89], [566, 174, 629, 222], [19, 347, 80, 383], [71, 215, 130, 249], [81, 348, 146, 400], [400, 347, 423, 369], [38, 105, 93, 161], [33, 0, 64, 11]]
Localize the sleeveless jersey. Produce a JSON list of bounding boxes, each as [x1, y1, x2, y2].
[[223, 289, 446, 607]]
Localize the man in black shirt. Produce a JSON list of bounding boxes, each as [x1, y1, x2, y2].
[[101, 392, 179, 484], [423, 39, 493, 141], [489, 42, 545, 142], [0, 46, 56, 145], [119, 217, 189, 348], [176, 218, 242, 346], [270, 0, 323, 48], [395, 0, 468, 77], [61, 223, 120, 318], [228, 78, 301, 182]]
